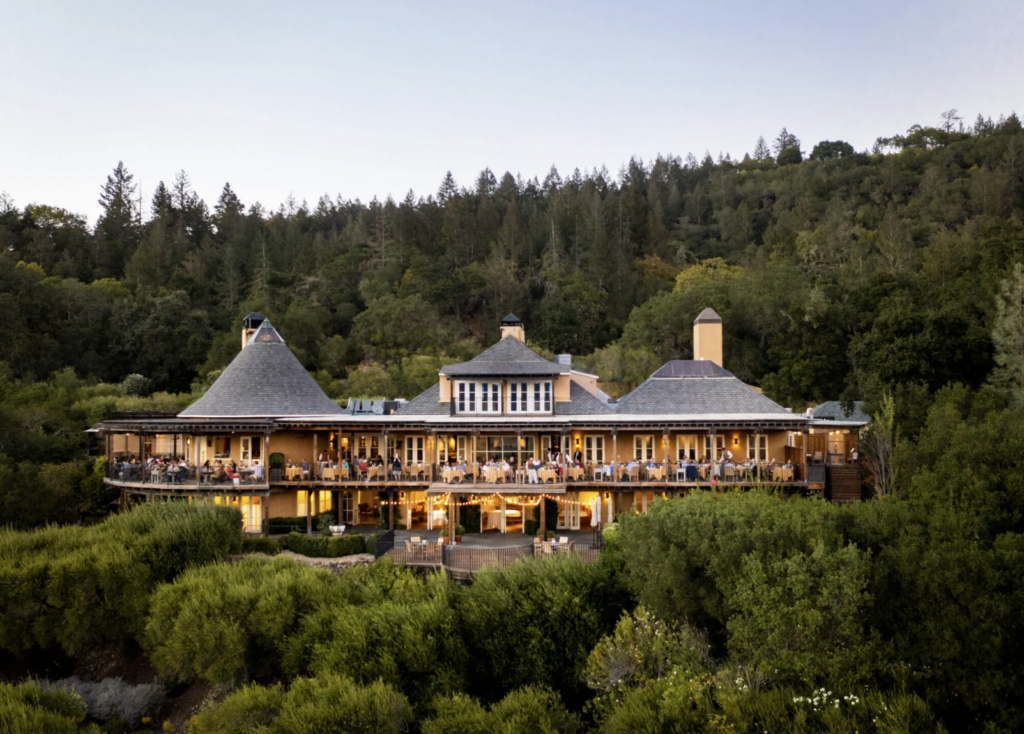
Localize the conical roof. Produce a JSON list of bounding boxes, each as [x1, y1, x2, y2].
[[179, 321, 345, 418]]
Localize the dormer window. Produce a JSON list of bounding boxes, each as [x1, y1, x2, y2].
[[506, 380, 552, 414], [456, 381, 500, 415]]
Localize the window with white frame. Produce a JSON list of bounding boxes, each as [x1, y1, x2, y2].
[[405, 436, 424, 464], [747, 434, 768, 462], [455, 381, 502, 414], [584, 435, 604, 464], [677, 435, 698, 461], [704, 434, 725, 461], [506, 380, 552, 413], [634, 435, 655, 461]]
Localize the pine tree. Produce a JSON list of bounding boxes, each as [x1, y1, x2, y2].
[[753, 136, 771, 161], [773, 128, 800, 156], [151, 181, 172, 217], [989, 263, 1024, 406], [437, 171, 458, 202], [94, 161, 140, 278]]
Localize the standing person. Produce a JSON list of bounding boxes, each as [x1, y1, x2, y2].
[[527, 457, 539, 485], [573, 446, 583, 467]]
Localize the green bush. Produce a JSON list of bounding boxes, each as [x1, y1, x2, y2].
[[239, 537, 280, 555], [268, 453, 286, 469], [145, 556, 348, 685], [457, 556, 628, 707], [282, 572, 466, 708], [185, 675, 412, 734], [286, 532, 366, 558], [0, 681, 96, 734], [266, 513, 332, 533], [423, 686, 581, 734], [0, 502, 240, 656]]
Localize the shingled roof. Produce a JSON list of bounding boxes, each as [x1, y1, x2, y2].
[[555, 380, 615, 415], [179, 321, 346, 418], [615, 360, 790, 416], [440, 336, 569, 377], [393, 383, 450, 416], [811, 401, 871, 425]]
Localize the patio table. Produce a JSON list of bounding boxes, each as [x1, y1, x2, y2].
[[285, 467, 304, 480], [772, 467, 795, 482], [538, 468, 558, 483], [646, 467, 664, 481], [443, 467, 465, 483], [566, 466, 584, 481]]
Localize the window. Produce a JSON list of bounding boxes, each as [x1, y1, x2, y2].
[[458, 383, 466, 413], [296, 490, 308, 518], [534, 383, 541, 412], [704, 435, 725, 461], [491, 383, 499, 412], [510, 383, 518, 412], [212, 436, 231, 459], [584, 435, 604, 464], [481, 383, 489, 412], [747, 435, 768, 462], [543, 382, 551, 411], [405, 436, 424, 464], [634, 435, 654, 461], [468, 382, 476, 412], [474, 436, 533, 464], [677, 435, 698, 461], [457, 381, 502, 414]]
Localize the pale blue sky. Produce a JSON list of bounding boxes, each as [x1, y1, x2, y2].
[[2, 0, 1022, 222]]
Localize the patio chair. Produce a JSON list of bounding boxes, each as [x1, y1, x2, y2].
[[628, 466, 640, 482], [559, 536, 569, 544], [723, 465, 735, 481], [542, 542, 553, 555], [812, 451, 823, 464], [411, 536, 421, 544]]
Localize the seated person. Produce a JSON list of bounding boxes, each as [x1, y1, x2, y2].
[[252, 460, 264, 481]]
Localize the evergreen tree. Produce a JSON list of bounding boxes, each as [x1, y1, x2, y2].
[[150, 181, 172, 217], [989, 262, 1024, 406], [752, 136, 771, 161], [94, 161, 140, 278], [437, 171, 458, 202]]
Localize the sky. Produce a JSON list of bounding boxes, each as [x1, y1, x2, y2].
[[2, 0, 1023, 223]]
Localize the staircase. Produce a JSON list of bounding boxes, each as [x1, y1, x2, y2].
[[828, 466, 862, 503]]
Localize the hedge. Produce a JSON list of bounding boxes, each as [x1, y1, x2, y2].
[[0, 502, 241, 655], [286, 532, 366, 558], [240, 537, 281, 555]]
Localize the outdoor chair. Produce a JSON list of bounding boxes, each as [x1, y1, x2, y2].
[[628, 466, 640, 482], [559, 536, 569, 544], [812, 451, 823, 464], [723, 465, 735, 481], [411, 536, 421, 544], [542, 542, 553, 555]]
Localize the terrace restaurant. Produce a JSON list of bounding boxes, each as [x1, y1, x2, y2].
[[96, 310, 859, 535]]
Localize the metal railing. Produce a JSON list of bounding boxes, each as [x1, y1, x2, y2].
[[107, 463, 268, 488]]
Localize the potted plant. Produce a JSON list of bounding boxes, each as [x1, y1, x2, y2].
[[546, 530, 555, 540], [268, 453, 286, 483], [455, 524, 465, 542], [439, 527, 453, 545]]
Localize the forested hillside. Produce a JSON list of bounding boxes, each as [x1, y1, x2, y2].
[[3, 111, 1024, 524]]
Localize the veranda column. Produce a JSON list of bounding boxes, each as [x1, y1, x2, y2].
[[306, 489, 313, 534], [516, 429, 522, 485], [312, 433, 318, 480], [539, 493, 546, 538], [264, 430, 271, 484], [389, 489, 395, 529]]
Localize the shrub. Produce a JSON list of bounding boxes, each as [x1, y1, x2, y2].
[[457, 556, 628, 707], [281, 572, 466, 708], [266, 514, 332, 534], [0, 681, 94, 734], [239, 536, 280, 555], [268, 453, 286, 469], [423, 687, 580, 734], [185, 675, 412, 734], [0, 502, 240, 655], [285, 532, 366, 558], [50, 676, 164, 727], [145, 556, 347, 685], [460, 504, 482, 534]]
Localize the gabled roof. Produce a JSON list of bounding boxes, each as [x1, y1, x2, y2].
[[393, 383, 449, 416], [555, 380, 616, 415], [441, 336, 569, 377], [179, 321, 345, 419], [615, 360, 790, 416], [811, 401, 871, 425]]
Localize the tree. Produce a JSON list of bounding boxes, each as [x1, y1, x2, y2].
[[150, 181, 172, 217], [863, 391, 897, 497], [989, 262, 1024, 406], [438, 171, 458, 202], [810, 140, 855, 160], [94, 161, 140, 278], [772, 127, 800, 156], [752, 136, 771, 161], [940, 108, 963, 133]]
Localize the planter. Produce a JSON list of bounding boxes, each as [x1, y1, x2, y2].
[[455, 534, 463, 542], [269, 468, 283, 483]]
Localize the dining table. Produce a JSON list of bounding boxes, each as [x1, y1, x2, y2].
[[646, 466, 665, 481], [538, 468, 558, 483], [285, 466, 305, 480], [566, 466, 584, 481], [443, 467, 465, 483], [772, 467, 795, 482]]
